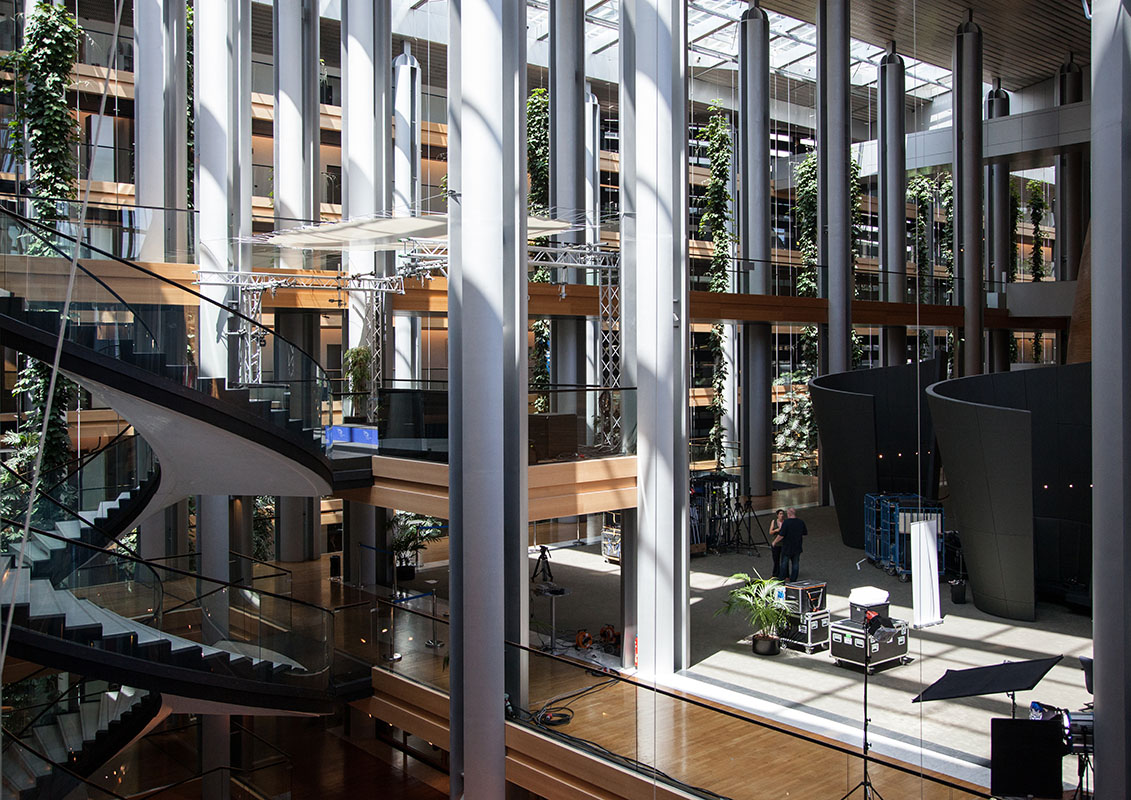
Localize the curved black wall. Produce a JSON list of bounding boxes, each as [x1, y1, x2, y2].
[[810, 360, 944, 548], [927, 363, 1091, 621]]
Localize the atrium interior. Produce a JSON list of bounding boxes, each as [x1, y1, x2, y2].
[[0, 1, 1125, 799]]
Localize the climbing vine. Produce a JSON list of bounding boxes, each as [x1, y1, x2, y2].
[[1007, 182, 1022, 362], [1027, 179, 1048, 362], [1, 1, 81, 228], [0, 357, 77, 535], [773, 150, 864, 474], [906, 172, 955, 366], [527, 88, 551, 411], [698, 102, 732, 470]]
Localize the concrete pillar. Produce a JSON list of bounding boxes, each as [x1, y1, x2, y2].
[[584, 88, 603, 540], [341, 0, 392, 350], [196, 494, 230, 641], [1090, 2, 1131, 793], [738, 4, 772, 498], [276, 496, 318, 562], [230, 495, 254, 584], [447, 0, 528, 793], [393, 43, 423, 217], [195, 0, 252, 379], [1056, 55, 1085, 282], [549, 0, 586, 399], [620, 0, 689, 676], [879, 43, 908, 366], [133, 0, 188, 262], [273, 0, 320, 244], [817, 0, 852, 374], [986, 80, 1011, 372], [953, 13, 984, 376], [201, 714, 230, 800]]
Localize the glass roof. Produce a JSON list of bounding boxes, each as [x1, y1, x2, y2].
[[527, 0, 953, 102]]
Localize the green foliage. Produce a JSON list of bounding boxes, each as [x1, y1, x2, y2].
[[1026, 180, 1048, 362], [187, 2, 195, 208], [253, 495, 275, 562], [391, 511, 444, 566], [716, 571, 790, 638], [527, 89, 552, 410], [772, 371, 816, 475], [343, 345, 371, 417], [526, 88, 550, 216], [698, 102, 734, 469], [1, 2, 81, 226], [1027, 179, 1047, 282], [1008, 182, 1022, 283], [0, 357, 77, 534]]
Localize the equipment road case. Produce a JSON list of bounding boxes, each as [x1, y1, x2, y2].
[[780, 609, 830, 654], [830, 617, 909, 671], [776, 580, 827, 615]]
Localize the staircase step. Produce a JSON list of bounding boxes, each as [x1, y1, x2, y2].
[[27, 579, 65, 632], [12, 740, 51, 780], [53, 520, 82, 541], [32, 724, 66, 764], [55, 712, 83, 756], [8, 539, 49, 566], [0, 565, 32, 608], [58, 593, 105, 642], [75, 600, 134, 649], [3, 747, 38, 792]]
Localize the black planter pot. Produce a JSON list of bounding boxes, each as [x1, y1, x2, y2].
[[396, 564, 417, 582], [950, 580, 967, 604], [752, 636, 781, 656]]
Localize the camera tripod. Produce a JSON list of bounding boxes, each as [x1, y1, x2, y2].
[[531, 545, 554, 583], [840, 628, 885, 799]]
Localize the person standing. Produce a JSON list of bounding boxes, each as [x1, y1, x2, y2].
[[773, 507, 807, 582], [768, 509, 785, 578]]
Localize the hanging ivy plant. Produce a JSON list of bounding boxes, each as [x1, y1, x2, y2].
[[1007, 182, 1021, 362], [697, 101, 733, 470], [1, 1, 81, 227], [0, 357, 77, 536], [1027, 179, 1048, 362], [527, 88, 551, 412]]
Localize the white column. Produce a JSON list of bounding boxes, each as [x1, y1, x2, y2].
[[273, 0, 320, 234], [195, 0, 252, 379], [133, 0, 188, 262], [341, 0, 392, 349], [620, 0, 689, 677], [448, 0, 528, 794]]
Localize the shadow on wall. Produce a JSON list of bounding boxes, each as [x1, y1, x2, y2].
[[926, 362, 1092, 622], [809, 359, 945, 549]]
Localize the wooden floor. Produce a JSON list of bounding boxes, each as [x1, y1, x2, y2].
[[316, 578, 987, 800]]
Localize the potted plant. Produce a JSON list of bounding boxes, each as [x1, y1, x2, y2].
[[391, 511, 443, 582], [716, 571, 790, 656], [342, 345, 371, 422]]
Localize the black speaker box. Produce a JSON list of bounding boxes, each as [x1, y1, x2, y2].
[[990, 718, 1064, 799]]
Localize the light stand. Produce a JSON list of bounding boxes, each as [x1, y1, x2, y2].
[[840, 613, 896, 800]]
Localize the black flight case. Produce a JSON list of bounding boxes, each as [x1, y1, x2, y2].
[[781, 609, 831, 654], [830, 617, 909, 671]]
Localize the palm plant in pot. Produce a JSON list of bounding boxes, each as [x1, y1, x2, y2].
[[717, 571, 790, 656], [391, 511, 444, 582]]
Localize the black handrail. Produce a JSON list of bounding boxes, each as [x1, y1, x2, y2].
[[0, 202, 329, 384], [43, 424, 137, 496]]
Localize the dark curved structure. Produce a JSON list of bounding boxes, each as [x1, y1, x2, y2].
[[927, 363, 1092, 621], [810, 359, 944, 548]]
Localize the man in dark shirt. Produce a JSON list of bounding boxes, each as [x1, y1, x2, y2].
[[772, 507, 807, 582]]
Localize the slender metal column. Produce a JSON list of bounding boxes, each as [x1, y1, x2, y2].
[[954, 13, 984, 376], [620, 0, 689, 677], [342, 500, 376, 586], [196, 494, 230, 639], [133, 0, 187, 262], [393, 43, 423, 217], [195, 0, 251, 379], [817, 0, 851, 374], [200, 715, 230, 800], [342, 0, 392, 349], [393, 42, 423, 384], [1091, 2, 1131, 794], [584, 88, 602, 246], [1056, 56, 1085, 282], [986, 80, 1011, 373], [549, 0, 586, 396], [448, 0, 527, 793], [738, 2, 772, 498], [879, 43, 907, 366]]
